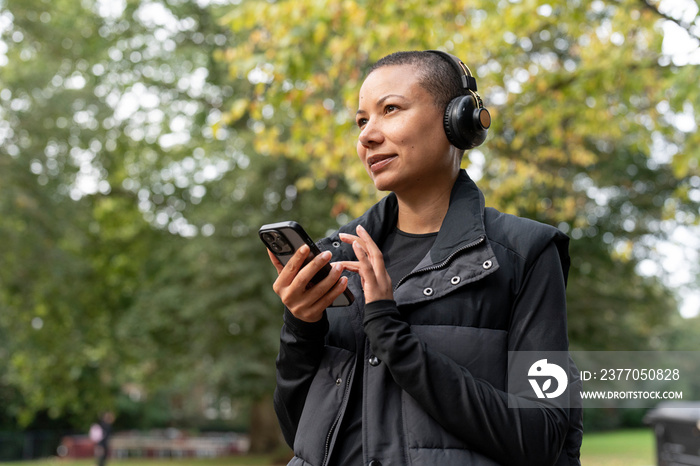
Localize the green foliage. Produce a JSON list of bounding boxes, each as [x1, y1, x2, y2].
[[1, 0, 699, 442], [0, 0, 345, 433], [220, 0, 699, 213], [219, 0, 700, 353]]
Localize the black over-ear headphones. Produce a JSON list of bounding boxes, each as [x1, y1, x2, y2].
[[426, 50, 491, 150]]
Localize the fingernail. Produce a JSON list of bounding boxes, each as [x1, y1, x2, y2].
[[321, 251, 332, 260], [357, 225, 366, 233]]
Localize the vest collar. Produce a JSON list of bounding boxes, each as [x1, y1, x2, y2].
[[330, 170, 487, 267]]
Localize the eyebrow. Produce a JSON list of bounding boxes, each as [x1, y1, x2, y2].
[[356, 93, 407, 115]]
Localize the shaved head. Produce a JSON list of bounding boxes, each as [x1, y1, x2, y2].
[[367, 51, 465, 111]]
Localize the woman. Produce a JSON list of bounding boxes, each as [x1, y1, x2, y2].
[[267, 50, 582, 466]]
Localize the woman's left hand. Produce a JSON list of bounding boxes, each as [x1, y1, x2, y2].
[[338, 225, 394, 303]]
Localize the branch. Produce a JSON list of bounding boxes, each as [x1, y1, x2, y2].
[[639, 0, 700, 42]]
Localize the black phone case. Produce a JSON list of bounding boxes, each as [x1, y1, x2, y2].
[[259, 221, 354, 307]]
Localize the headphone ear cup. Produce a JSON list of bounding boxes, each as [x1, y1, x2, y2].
[[443, 94, 490, 150]]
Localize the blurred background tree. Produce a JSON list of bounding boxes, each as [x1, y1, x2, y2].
[[220, 0, 700, 351], [0, 0, 345, 453], [0, 0, 325, 443], [219, 0, 700, 436], [0, 0, 699, 455]]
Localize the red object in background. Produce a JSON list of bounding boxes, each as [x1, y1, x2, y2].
[[57, 435, 95, 459], [57, 431, 250, 459]]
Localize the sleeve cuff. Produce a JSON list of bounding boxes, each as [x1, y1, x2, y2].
[[363, 299, 399, 326], [283, 307, 329, 338]]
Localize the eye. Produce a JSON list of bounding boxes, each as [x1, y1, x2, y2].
[[384, 104, 398, 114], [356, 117, 368, 129]]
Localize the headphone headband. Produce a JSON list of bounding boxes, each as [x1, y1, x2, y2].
[[426, 50, 478, 92]]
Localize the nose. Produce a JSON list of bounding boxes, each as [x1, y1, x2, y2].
[[358, 118, 383, 148]]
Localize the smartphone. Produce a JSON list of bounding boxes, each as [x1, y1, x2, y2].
[[259, 221, 354, 307]]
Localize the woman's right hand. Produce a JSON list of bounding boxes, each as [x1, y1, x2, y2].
[[267, 245, 348, 323]]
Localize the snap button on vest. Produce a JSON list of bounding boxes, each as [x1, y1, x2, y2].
[[332, 241, 341, 248], [450, 276, 461, 285], [423, 287, 434, 296], [368, 356, 380, 366], [368, 460, 382, 466], [482, 260, 493, 269], [335, 378, 342, 386]]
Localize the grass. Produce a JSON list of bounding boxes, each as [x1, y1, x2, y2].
[[2, 429, 656, 466], [580, 429, 656, 466]]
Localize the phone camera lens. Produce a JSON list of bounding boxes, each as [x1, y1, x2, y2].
[[262, 229, 293, 254]]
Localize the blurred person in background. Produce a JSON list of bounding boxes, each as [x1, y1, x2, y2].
[[90, 411, 114, 466]]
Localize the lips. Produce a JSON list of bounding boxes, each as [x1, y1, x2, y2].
[[367, 153, 397, 173]]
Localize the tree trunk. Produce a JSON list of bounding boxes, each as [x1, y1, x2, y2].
[[248, 395, 288, 457]]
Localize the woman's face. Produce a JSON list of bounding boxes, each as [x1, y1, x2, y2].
[[355, 64, 457, 196]]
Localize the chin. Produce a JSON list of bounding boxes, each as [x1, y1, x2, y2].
[[369, 173, 394, 193]]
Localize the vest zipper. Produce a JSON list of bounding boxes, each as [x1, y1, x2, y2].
[[322, 374, 353, 466], [393, 235, 486, 290]]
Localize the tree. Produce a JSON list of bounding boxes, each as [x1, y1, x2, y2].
[[219, 0, 700, 350], [2, 0, 699, 447], [0, 0, 235, 428], [0, 0, 189, 425], [0, 1, 344, 448]]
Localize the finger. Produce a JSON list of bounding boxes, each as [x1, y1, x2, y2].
[[356, 225, 386, 270], [315, 261, 346, 295], [298, 273, 349, 320], [267, 249, 285, 275], [352, 240, 368, 262], [316, 275, 349, 309], [339, 232, 360, 245], [276, 244, 310, 285], [335, 261, 360, 273], [291, 249, 333, 290], [355, 225, 379, 254], [289, 261, 345, 318], [353, 230, 393, 302], [340, 232, 369, 257], [352, 240, 378, 289]]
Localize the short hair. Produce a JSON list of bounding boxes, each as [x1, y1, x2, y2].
[[367, 51, 465, 110]]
